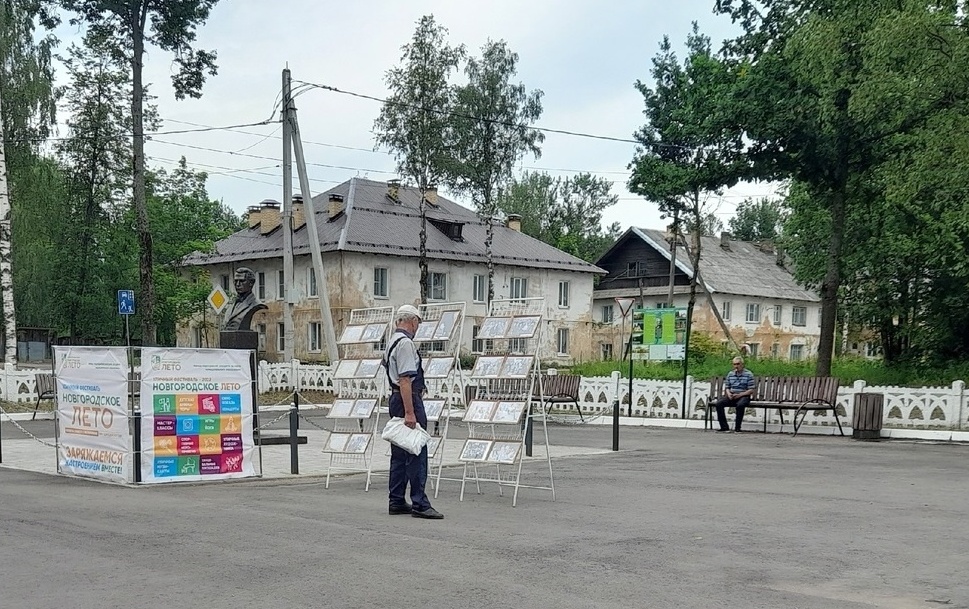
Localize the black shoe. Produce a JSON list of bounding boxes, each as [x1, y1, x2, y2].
[[716, 428, 730, 432], [411, 507, 444, 520], [389, 503, 412, 515]]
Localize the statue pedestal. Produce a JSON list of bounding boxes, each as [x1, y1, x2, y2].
[[220, 330, 258, 351]]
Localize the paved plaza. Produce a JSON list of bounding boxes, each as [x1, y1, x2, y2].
[[2, 417, 968, 609]]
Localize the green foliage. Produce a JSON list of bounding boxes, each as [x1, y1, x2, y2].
[[498, 171, 621, 263], [569, 355, 969, 388], [728, 197, 786, 241]]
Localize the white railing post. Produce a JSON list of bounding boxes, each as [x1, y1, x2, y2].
[[954, 380, 965, 431], [291, 358, 300, 392]]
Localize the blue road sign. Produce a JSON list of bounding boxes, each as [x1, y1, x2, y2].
[[118, 290, 135, 315]]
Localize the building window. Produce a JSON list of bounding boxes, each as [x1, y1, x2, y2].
[[307, 268, 318, 297], [601, 305, 614, 324], [420, 341, 445, 354], [426, 272, 447, 300], [472, 325, 493, 354], [276, 322, 285, 352], [508, 338, 527, 354], [600, 343, 613, 360], [748, 343, 759, 358], [257, 272, 266, 301], [510, 276, 527, 300], [308, 322, 322, 352], [556, 328, 569, 355], [194, 326, 204, 348], [373, 337, 386, 352], [746, 303, 760, 323], [790, 344, 804, 360], [374, 267, 388, 298], [771, 342, 779, 358], [277, 270, 286, 300], [722, 301, 731, 321], [558, 281, 570, 307], [220, 274, 230, 291], [257, 324, 267, 351], [773, 305, 781, 325], [626, 262, 643, 277], [473, 274, 486, 303], [792, 306, 807, 326]]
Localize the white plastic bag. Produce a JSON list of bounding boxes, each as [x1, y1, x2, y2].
[[381, 417, 431, 455]]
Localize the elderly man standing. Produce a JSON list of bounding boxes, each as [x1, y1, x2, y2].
[[715, 357, 756, 432], [382, 304, 444, 519]]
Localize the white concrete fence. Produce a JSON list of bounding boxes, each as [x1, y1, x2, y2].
[[8, 362, 967, 432]]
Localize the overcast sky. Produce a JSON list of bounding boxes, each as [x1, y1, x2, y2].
[[56, 0, 780, 231]]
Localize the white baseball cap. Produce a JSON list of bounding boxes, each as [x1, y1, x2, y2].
[[396, 304, 422, 321]]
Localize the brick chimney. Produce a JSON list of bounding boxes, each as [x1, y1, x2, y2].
[[328, 193, 345, 220], [506, 214, 522, 232], [720, 231, 731, 250], [424, 185, 438, 207], [291, 195, 306, 230], [387, 179, 401, 202], [248, 199, 281, 234]]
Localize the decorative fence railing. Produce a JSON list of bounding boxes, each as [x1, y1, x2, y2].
[[7, 361, 966, 432]]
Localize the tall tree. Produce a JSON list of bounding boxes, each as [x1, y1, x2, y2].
[[728, 196, 785, 241], [0, 0, 58, 365], [628, 25, 746, 349], [61, 0, 220, 346], [373, 15, 463, 303], [447, 39, 544, 303], [714, 0, 968, 373]]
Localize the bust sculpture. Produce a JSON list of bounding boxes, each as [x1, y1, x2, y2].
[[222, 267, 268, 332]]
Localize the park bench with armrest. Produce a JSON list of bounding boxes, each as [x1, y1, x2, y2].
[[533, 374, 583, 421], [706, 375, 843, 436], [31, 371, 142, 421]]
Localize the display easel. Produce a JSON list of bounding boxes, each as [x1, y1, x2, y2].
[[413, 302, 467, 495], [322, 306, 392, 489], [458, 297, 554, 507]]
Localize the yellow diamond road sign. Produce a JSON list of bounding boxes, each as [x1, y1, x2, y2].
[[208, 285, 228, 314]]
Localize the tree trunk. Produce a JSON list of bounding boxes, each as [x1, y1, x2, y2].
[[0, 92, 18, 367], [131, 8, 155, 346], [816, 188, 846, 376]]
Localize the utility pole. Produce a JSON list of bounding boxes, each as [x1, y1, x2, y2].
[[281, 69, 295, 362], [666, 210, 679, 308], [288, 97, 339, 362], [0, 92, 18, 368]]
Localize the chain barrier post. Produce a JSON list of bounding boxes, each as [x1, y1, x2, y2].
[[289, 402, 299, 475]]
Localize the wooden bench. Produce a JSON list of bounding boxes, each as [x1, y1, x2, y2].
[[706, 375, 843, 437], [32, 372, 55, 421], [533, 374, 583, 421]]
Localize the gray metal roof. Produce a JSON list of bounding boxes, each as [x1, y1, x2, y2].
[[631, 227, 819, 302], [185, 178, 604, 274]]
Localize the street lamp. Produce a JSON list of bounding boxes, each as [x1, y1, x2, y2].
[[614, 297, 635, 451]]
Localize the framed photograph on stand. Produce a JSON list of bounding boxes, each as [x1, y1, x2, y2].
[[464, 400, 496, 423], [477, 317, 510, 339], [427, 436, 443, 458], [459, 439, 492, 462], [413, 320, 438, 341], [346, 433, 371, 454], [423, 400, 446, 421], [508, 315, 540, 339], [424, 357, 453, 379], [487, 441, 522, 464], [328, 399, 355, 418], [492, 401, 526, 424], [326, 433, 350, 452], [354, 359, 382, 378], [334, 359, 359, 379], [471, 355, 504, 378], [360, 323, 386, 342], [350, 399, 377, 418], [339, 325, 365, 344], [500, 355, 533, 378], [433, 311, 459, 340]]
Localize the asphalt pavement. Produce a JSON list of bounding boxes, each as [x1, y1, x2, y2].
[[2, 421, 967, 609]]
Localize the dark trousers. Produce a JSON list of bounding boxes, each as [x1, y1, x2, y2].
[[716, 396, 751, 431], [387, 392, 431, 511]]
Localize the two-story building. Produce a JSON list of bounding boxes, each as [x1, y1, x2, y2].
[[180, 178, 605, 362], [592, 227, 822, 360]]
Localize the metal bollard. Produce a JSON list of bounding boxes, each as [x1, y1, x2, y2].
[[289, 404, 299, 474]]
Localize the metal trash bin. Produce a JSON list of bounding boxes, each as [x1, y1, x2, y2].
[[852, 393, 884, 440]]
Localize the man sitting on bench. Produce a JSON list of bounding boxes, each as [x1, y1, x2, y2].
[[715, 357, 756, 432]]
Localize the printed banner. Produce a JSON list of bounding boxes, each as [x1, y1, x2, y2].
[[139, 348, 257, 484], [55, 346, 132, 483]]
